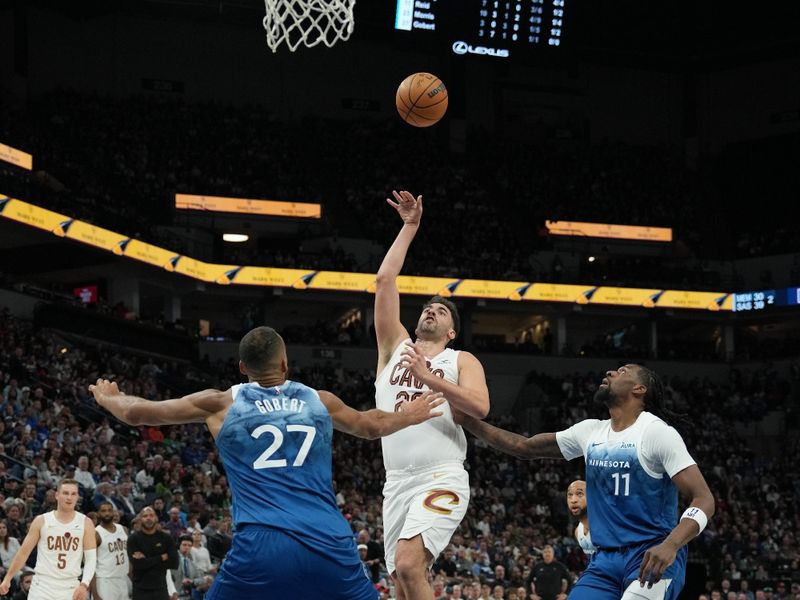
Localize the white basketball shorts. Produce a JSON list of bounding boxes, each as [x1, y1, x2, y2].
[[382, 461, 470, 574], [28, 575, 79, 600], [96, 576, 131, 600]]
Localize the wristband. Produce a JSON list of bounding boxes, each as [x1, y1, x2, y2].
[[680, 506, 708, 536]]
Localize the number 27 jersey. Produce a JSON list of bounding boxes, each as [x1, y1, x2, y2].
[[375, 339, 466, 471], [216, 381, 359, 566]]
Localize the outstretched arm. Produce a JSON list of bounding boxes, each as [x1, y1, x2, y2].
[[0, 515, 43, 593], [457, 413, 563, 459], [89, 380, 229, 426], [375, 190, 423, 364], [319, 389, 445, 439]]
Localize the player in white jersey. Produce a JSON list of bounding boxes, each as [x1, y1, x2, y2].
[[566, 480, 595, 558], [375, 190, 491, 600], [0, 479, 97, 600], [457, 364, 715, 600], [91, 501, 130, 600]]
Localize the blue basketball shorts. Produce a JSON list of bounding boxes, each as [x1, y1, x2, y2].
[[204, 525, 377, 600], [568, 542, 687, 600]]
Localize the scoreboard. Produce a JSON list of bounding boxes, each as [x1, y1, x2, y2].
[[732, 287, 800, 312], [394, 0, 567, 59]]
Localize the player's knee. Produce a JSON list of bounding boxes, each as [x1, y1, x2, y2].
[[394, 561, 422, 583], [393, 550, 426, 582]]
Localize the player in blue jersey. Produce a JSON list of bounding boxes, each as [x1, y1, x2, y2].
[[89, 326, 447, 600], [456, 364, 715, 600]]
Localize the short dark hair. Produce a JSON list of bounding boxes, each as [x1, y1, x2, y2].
[[239, 326, 284, 373], [179, 534, 193, 544], [422, 296, 460, 338], [98, 501, 115, 510]]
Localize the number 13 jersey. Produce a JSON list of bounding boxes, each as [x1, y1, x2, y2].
[[96, 524, 128, 579], [375, 339, 466, 471]]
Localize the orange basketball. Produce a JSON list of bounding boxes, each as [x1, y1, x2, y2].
[[395, 72, 448, 127]]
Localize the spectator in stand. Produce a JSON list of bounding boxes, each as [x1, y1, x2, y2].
[[74, 455, 96, 492], [528, 546, 571, 600], [434, 546, 459, 578], [2, 504, 26, 541], [170, 534, 211, 600], [0, 520, 21, 580], [12, 569, 32, 600], [188, 530, 214, 576], [162, 507, 187, 542]]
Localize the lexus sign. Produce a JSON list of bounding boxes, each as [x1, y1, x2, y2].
[[451, 41, 510, 58]]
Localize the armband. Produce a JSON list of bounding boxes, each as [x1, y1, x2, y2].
[[81, 548, 97, 585]]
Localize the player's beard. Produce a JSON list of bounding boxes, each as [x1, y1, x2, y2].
[[594, 384, 621, 408], [100, 515, 114, 525], [416, 318, 439, 338]]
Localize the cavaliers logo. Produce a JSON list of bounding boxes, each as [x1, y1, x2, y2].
[[423, 490, 460, 515]]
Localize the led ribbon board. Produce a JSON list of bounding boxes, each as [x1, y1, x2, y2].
[[0, 195, 731, 311]]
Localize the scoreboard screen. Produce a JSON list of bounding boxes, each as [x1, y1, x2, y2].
[[394, 0, 567, 59], [732, 287, 800, 312]]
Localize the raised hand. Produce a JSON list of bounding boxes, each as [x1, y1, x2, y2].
[[386, 190, 423, 226]]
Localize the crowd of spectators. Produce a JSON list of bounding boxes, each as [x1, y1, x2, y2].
[[0, 306, 798, 599], [4, 91, 797, 291]]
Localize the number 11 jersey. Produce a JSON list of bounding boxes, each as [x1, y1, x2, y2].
[[556, 411, 696, 549]]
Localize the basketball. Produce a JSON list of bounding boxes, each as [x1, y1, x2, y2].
[[395, 72, 448, 127]]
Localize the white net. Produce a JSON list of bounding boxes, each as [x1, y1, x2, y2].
[[263, 0, 356, 53]]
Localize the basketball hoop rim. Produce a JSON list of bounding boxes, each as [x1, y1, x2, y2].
[[262, 0, 356, 53]]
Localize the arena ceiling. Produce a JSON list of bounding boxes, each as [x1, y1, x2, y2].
[[10, 0, 800, 70]]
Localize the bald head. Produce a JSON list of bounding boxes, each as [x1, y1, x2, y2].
[[138, 505, 158, 532], [567, 480, 586, 494], [567, 479, 587, 516], [239, 327, 286, 376]]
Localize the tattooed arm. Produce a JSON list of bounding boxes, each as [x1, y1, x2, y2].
[[457, 414, 564, 460]]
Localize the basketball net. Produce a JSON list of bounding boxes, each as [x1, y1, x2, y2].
[[263, 0, 356, 52]]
